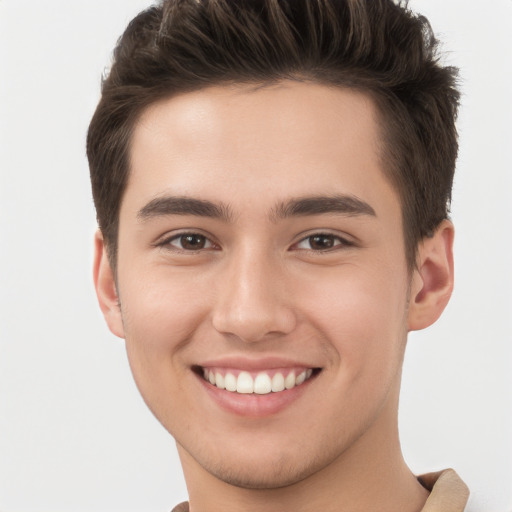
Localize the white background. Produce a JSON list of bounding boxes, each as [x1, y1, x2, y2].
[[0, 1, 511, 511]]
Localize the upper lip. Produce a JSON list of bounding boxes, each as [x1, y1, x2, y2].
[[196, 356, 320, 371]]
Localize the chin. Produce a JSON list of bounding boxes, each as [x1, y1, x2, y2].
[[180, 431, 338, 490], [201, 454, 320, 490]]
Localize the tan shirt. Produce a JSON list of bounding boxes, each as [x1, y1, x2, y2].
[[171, 468, 469, 512], [418, 469, 469, 512]]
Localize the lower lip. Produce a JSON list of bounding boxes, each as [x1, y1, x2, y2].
[[196, 372, 317, 417]]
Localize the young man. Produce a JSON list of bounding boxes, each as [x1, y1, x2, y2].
[[88, 1, 469, 510]]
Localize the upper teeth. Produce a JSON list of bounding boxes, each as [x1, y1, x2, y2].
[[202, 368, 314, 394]]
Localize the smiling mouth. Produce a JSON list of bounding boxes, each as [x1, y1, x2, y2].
[[195, 366, 321, 395]]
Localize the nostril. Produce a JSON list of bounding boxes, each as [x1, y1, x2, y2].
[[211, 304, 297, 343]]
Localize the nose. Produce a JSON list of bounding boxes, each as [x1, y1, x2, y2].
[[211, 246, 297, 343]]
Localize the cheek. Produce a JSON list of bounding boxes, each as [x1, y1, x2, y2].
[[117, 269, 215, 427], [292, 263, 409, 376], [118, 266, 214, 390]]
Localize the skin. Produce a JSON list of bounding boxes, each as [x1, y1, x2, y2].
[[94, 81, 454, 512]]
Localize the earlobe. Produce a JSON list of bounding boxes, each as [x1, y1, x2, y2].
[[93, 231, 125, 339], [407, 220, 455, 331]]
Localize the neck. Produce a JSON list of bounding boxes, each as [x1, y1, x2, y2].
[[178, 384, 428, 512]]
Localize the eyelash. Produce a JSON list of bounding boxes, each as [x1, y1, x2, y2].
[[159, 232, 219, 252], [158, 231, 353, 253], [292, 233, 353, 252]]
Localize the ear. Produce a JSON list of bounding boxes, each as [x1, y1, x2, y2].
[[93, 231, 125, 339], [407, 220, 455, 331]]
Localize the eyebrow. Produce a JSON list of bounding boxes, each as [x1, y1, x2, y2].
[[137, 194, 376, 223], [137, 196, 233, 222], [270, 194, 376, 221]]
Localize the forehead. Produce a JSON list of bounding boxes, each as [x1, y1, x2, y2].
[[126, 81, 399, 218]]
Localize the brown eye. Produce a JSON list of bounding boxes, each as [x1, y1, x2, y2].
[[309, 234, 336, 250], [168, 233, 213, 250], [294, 233, 350, 251]]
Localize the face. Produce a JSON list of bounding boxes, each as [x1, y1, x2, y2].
[[100, 82, 418, 489]]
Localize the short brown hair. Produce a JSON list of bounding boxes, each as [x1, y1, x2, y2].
[[87, 0, 460, 269]]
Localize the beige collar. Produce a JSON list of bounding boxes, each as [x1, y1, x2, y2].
[[419, 469, 470, 512]]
